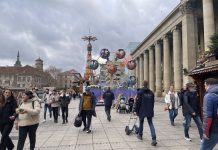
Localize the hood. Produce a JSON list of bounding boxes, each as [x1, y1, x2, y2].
[[207, 84, 218, 95]]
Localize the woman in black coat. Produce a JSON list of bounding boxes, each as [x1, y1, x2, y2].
[[0, 89, 18, 150]]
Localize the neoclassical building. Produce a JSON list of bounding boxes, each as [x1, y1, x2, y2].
[[131, 0, 218, 96]]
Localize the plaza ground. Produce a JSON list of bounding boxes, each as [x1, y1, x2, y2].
[[7, 98, 218, 150]]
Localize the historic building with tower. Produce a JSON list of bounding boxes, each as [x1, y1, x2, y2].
[[0, 51, 54, 89], [131, 0, 218, 96]]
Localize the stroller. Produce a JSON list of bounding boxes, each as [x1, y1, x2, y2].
[[118, 98, 127, 113], [125, 114, 139, 135]]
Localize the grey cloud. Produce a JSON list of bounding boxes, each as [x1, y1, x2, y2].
[[0, 0, 180, 74]]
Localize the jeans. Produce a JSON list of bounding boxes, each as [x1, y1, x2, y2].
[[61, 107, 68, 122], [200, 132, 218, 150], [81, 110, 92, 130], [44, 104, 52, 120], [52, 107, 59, 122], [0, 123, 14, 150], [105, 106, 111, 118], [138, 117, 156, 140], [17, 124, 39, 150], [169, 108, 178, 124], [183, 114, 203, 139]]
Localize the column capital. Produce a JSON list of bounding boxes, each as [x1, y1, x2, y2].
[[144, 49, 149, 53], [180, 0, 196, 15], [154, 40, 162, 46], [171, 25, 181, 32], [149, 45, 155, 51], [161, 33, 171, 40]]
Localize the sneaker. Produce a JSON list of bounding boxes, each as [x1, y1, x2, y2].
[[151, 140, 157, 146], [49, 118, 52, 121], [137, 135, 143, 140], [184, 137, 191, 141], [66, 119, 68, 123], [62, 121, 65, 124], [86, 129, 91, 133], [201, 139, 203, 143], [43, 119, 46, 122]]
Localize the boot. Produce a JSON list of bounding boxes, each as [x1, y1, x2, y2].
[[151, 140, 157, 146]]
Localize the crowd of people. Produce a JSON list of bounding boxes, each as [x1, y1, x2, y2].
[[0, 77, 218, 149]]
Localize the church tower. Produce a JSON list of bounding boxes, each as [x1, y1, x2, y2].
[[14, 51, 22, 67], [35, 57, 43, 71]]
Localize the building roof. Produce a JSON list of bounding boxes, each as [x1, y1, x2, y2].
[[0, 65, 45, 76], [59, 69, 81, 76], [189, 64, 218, 76]]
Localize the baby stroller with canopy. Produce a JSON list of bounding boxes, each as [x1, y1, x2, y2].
[[118, 98, 127, 113]]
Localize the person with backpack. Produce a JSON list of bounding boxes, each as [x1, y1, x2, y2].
[[103, 87, 115, 121], [201, 78, 218, 150], [164, 85, 180, 126], [133, 80, 157, 146], [183, 83, 203, 141], [16, 91, 41, 150]]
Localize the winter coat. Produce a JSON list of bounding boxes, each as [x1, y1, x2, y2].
[[0, 96, 17, 124], [134, 87, 155, 118], [79, 92, 96, 117], [50, 94, 60, 108], [203, 84, 218, 134], [16, 97, 41, 127], [103, 90, 115, 107], [59, 95, 70, 108], [183, 90, 201, 116], [165, 91, 180, 109]]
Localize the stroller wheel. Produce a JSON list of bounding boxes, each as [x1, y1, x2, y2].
[[125, 126, 131, 135]]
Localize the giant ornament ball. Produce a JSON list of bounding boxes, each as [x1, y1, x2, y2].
[[106, 63, 117, 75], [88, 60, 99, 70], [126, 60, 136, 70], [116, 49, 126, 59], [100, 48, 110, 59]]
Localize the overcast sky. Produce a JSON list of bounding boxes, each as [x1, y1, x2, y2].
[[0, 0, 180, 75]]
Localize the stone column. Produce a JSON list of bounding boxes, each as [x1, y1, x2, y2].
[[136, 57, 140, 87], [154, 41, 162, 96], [149, 46, 155, 92], [139, 54, 144, 86], [203, 0, 215, 51], [163, 34, 171, 93], [172, 26, 182, 91], [143, 50, 149, 82], [180, 1, 198, 84]]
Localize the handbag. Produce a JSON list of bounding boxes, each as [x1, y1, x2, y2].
[[74, 114, 82, 128]]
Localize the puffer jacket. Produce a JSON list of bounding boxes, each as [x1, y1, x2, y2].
[[0, 96, 17, 124], [203, 84, 218, 135], [17, 97, 41, 127], [50, 94, 60, 107]]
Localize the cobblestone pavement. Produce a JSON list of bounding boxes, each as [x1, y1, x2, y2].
[[6, 98, 218, 150]]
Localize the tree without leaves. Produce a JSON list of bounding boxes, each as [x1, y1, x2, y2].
[[45, 66, 62, 80]]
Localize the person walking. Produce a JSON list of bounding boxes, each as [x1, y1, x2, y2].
[[164, 85, 180, 126], [42, 89, 52, 122], [16, 91, 41, 150], [103, 87, 115, 121], [201, 78, 218, 150], [50, 90, 60, 123], [79, 86, 96, 133], [133, 80, 157, 146], [0, 89, 17, 150], [59, 90, 70, 124], [183, 83, 203, 141]]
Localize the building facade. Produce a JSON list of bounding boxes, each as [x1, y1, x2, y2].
[[57, 69, 82, 89], [131, 0, 218, 96]]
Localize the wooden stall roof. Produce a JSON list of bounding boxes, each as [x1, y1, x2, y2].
[[189, 64, 218, 76]]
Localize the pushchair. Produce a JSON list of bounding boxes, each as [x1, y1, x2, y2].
[[125, 114, 139, 135], [118, 98, 127, 113]]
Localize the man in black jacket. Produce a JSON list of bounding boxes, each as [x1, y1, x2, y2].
[[134, 81, 157, 146], [103, 87, 115, 121], [183, 83, 203, 141], [59, 90, 70, 124]]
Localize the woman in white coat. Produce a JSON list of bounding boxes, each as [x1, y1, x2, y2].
[[165, 85, 180, 126]]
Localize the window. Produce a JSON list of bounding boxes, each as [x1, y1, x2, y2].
[[18, 77, 21, 82], [22, 77, 25, 81], [27, 77, 31, 82]]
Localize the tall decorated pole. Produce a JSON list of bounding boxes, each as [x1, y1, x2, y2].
[[82, 34, 97, 85]]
